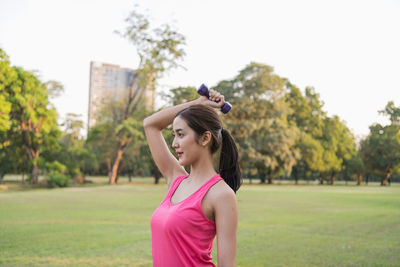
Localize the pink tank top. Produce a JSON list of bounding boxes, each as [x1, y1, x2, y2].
[[150, 174, 223, 267]]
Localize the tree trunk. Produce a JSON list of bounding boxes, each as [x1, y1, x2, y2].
[[109, 148, 124, 184], [381, 169, 391, 186], [356, 173, 363, 186], [153, 171, 161, 184], [74, 175, 84, 184], [151, 164, 162, 184], [25, 147, 40, 184], [107, 158, 112, 181], [128, 174, 132, 183], [319, 178, 324, 185], [330, 172, 335, 185], [152, 171, 161, 184], [259, 172, 266, 184], [267, 174, 274, 184], [293, 167, 299, 185], [30, 162, 39, 184]]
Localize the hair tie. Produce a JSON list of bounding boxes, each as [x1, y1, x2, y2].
[[218, 128, 224, 139]]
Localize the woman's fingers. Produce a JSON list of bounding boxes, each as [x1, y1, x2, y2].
[[209, 89, 222, 102], [209, 89, 215, 101], [219, 95, 225, 105], [207, 89, 225, 108]]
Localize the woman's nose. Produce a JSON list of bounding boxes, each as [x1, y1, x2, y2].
[[172, 138, 178, 148]]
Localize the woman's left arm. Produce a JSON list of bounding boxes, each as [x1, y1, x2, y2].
[[215, 189, 238, 267]]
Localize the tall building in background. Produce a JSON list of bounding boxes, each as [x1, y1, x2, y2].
[[88, 61, 154, 130]]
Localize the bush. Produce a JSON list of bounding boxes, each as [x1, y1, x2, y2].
[[45, 161, 67, 173], [46, 172, 70, 188]]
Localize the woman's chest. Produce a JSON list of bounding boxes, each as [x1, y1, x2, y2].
[[170, 182, 216, 223], [151, 199, 216, 235]]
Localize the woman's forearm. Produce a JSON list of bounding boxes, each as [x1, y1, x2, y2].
[[143, 98, 201, 130]]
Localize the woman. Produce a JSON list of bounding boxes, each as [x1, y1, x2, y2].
[[144, 89, 242, 267]]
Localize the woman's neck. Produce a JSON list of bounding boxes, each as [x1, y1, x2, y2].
[[189, 154, 217, 183]]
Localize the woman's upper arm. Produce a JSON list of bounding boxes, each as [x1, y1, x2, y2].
[[144, 125, 186, 186], [215, 188, 238, 267]]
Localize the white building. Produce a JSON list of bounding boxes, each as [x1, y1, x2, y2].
[[88, 61, 154, 130]]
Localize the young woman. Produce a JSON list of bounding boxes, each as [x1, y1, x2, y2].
[[144, 89, 242, 267]]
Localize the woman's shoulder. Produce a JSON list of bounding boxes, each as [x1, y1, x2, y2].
[[208, 178, 237, 203]]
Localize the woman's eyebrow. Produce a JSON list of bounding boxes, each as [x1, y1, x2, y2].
[[172, 128, 183, 133]]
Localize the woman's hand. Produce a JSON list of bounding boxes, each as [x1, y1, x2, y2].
[[198, 89, 226, 109]]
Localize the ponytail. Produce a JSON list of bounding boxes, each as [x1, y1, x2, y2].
[[219, 128, 242, 193]]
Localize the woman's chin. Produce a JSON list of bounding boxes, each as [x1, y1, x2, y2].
[[178, 157, 189, 166]]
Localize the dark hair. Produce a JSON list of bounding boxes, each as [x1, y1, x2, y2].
[[175, 104, 242, 193]]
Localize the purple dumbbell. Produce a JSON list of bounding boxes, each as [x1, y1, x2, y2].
[[197, 84, 232, 114]]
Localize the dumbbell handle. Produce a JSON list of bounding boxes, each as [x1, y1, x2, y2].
[[197, 84, 232, 114]]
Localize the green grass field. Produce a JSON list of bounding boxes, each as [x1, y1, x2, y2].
[[0, 180, 399, 266]]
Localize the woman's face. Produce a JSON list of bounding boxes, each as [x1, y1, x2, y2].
[[172, 116, 204, 166]]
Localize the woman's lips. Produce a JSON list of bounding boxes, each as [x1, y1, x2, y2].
[[177, 152, 183, 158]]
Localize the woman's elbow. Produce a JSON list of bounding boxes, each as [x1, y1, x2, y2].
[[143, 117, 153, 129]]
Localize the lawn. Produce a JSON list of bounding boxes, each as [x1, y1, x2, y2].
[[0, 181, 399, 266]]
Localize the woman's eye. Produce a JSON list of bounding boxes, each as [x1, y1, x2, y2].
[[172, 132, 183, 137]]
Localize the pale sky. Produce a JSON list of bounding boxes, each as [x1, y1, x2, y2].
[[1, 0, 399, 139]]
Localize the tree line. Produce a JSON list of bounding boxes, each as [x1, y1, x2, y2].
[[1, 10, 399, 187]]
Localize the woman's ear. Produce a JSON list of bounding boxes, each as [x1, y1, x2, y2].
[[201, 131, 212, 147]]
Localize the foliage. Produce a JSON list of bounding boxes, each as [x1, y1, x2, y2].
[[163, 86, 198, 106], [0, 49, 13, 133], [43, 160, 70, 188], [286, 84, 326, 181], [41, 113, 93, 183], [0, 49, 60, 184], [215, 62, 301, 183], [361, 120, 400, 185], [44, 160, 67, 173], [46, 172, 70, 188], [286, 82, 357, 184]]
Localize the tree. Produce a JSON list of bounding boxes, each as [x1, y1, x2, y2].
[[91, 93, 146, 184], [0, 49, 12, 133], [345, 151, 364, 185], [42, 113, 91, 184], [163, 86, 198, 106], [379, 101, 400, 125], [1, 49, 60, 184], [98, 8, 186, 184], [86, 122, 114, 177], [286, 82, 357, 185], [286, 84, 326, 183], [361, 113, 400, 185], [0, 49, 15, 182], [216, 62, 300, 184], [320, 116, 356, 185]]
